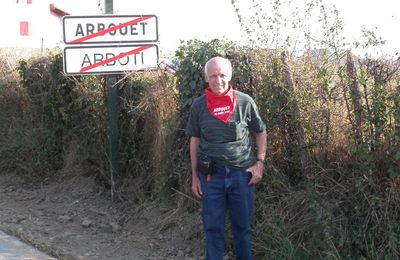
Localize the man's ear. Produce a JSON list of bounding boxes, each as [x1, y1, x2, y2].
[[203, 71, 209, 82]]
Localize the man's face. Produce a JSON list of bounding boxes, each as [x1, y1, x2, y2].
[[205, 60, 231, 95]]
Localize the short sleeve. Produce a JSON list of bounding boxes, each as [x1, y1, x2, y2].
[[185, 102, 200, 137], [248, 99, 266, 133]]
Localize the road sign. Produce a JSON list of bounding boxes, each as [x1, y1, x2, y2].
[[63, 44, 159, 75], [63, 15, 158, 44]]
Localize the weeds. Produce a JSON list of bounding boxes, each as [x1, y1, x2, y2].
[[1, 37, 400, 259]]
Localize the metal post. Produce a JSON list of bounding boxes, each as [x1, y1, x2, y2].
[[105, 0, 113, 14], [105, 0, 119, 202]]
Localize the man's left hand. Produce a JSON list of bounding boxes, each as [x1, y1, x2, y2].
[[246, 161, 264, 185]]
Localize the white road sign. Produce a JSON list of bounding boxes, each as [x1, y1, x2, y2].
[[63, 44, 159, 75], [63, 15, 158, 44]]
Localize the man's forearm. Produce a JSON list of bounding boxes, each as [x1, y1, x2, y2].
[[255, 131, 267, 160], [190, 137, 201, 176]]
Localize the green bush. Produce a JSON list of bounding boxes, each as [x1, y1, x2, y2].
[[1, 39, 400, 258]]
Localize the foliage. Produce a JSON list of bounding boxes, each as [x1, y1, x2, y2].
[[1, 51, 109, 177], [1, 1, 400, 257], [117, 70, 178, 200], [231, 0, 400, 258]]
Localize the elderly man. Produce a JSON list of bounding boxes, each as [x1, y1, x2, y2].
[[186, 56, 267, 260]]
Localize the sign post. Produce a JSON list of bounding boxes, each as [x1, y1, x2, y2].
[[62, 0, 159, 202], [105, 0, 119, 202]]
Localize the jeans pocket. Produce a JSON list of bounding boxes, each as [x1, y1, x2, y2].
[[243, 171, 253, 183]]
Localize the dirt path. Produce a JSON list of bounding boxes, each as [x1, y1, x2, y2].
[[0, 174, 204, 260]]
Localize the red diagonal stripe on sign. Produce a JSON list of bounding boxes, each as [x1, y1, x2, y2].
[[80, 45, 153, 73], [71, 16, 152, 43]]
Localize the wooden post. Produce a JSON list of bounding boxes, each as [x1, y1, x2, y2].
[[281, 51, 311, 177], [346, 51, 363, 144]]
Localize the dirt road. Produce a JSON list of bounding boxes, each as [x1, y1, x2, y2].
[[0, 173, 204, 260]]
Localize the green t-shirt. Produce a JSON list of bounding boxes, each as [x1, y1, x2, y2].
[[186, 90, 266, 170]]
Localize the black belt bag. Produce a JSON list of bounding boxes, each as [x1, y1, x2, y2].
[[197, 155, 214, 175]]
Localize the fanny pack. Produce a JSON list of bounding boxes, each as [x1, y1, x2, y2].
[[197, 155, 214, 175]]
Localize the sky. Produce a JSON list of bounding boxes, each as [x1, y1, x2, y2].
[[1, 0, 399, 58]]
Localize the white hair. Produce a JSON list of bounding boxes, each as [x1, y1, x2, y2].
[[204, 57, 232, 80]]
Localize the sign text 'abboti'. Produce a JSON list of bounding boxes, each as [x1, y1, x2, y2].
[[63, 44, 159, 75]]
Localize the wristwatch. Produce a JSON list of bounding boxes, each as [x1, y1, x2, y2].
[[256, 158, 265, 164]]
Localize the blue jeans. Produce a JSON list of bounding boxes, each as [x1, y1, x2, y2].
[[199, 164, 255, 260]]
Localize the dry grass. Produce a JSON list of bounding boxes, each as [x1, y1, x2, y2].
[[1, 46, 400, 259]]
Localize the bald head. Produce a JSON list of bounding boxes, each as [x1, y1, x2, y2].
[[204, 57, 232, 81], [204, 57, 232, 95]]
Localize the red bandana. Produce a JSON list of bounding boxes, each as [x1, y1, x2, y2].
[[205, 85, 237, 123]]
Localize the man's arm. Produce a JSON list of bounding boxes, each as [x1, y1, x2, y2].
[[255, 130, 267, 162], [190, 136, 202, 199], [247, 130, 267, 185]]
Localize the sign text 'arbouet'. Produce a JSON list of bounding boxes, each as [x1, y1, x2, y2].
[[63, 15, 158, 44]]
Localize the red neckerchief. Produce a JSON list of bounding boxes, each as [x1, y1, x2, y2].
[[205, 84, 236, 123]]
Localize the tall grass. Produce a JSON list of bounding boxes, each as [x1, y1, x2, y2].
[[1, 42, 400, 258]]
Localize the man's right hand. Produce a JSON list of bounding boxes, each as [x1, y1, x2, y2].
[[191, 174, 202, 199]]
